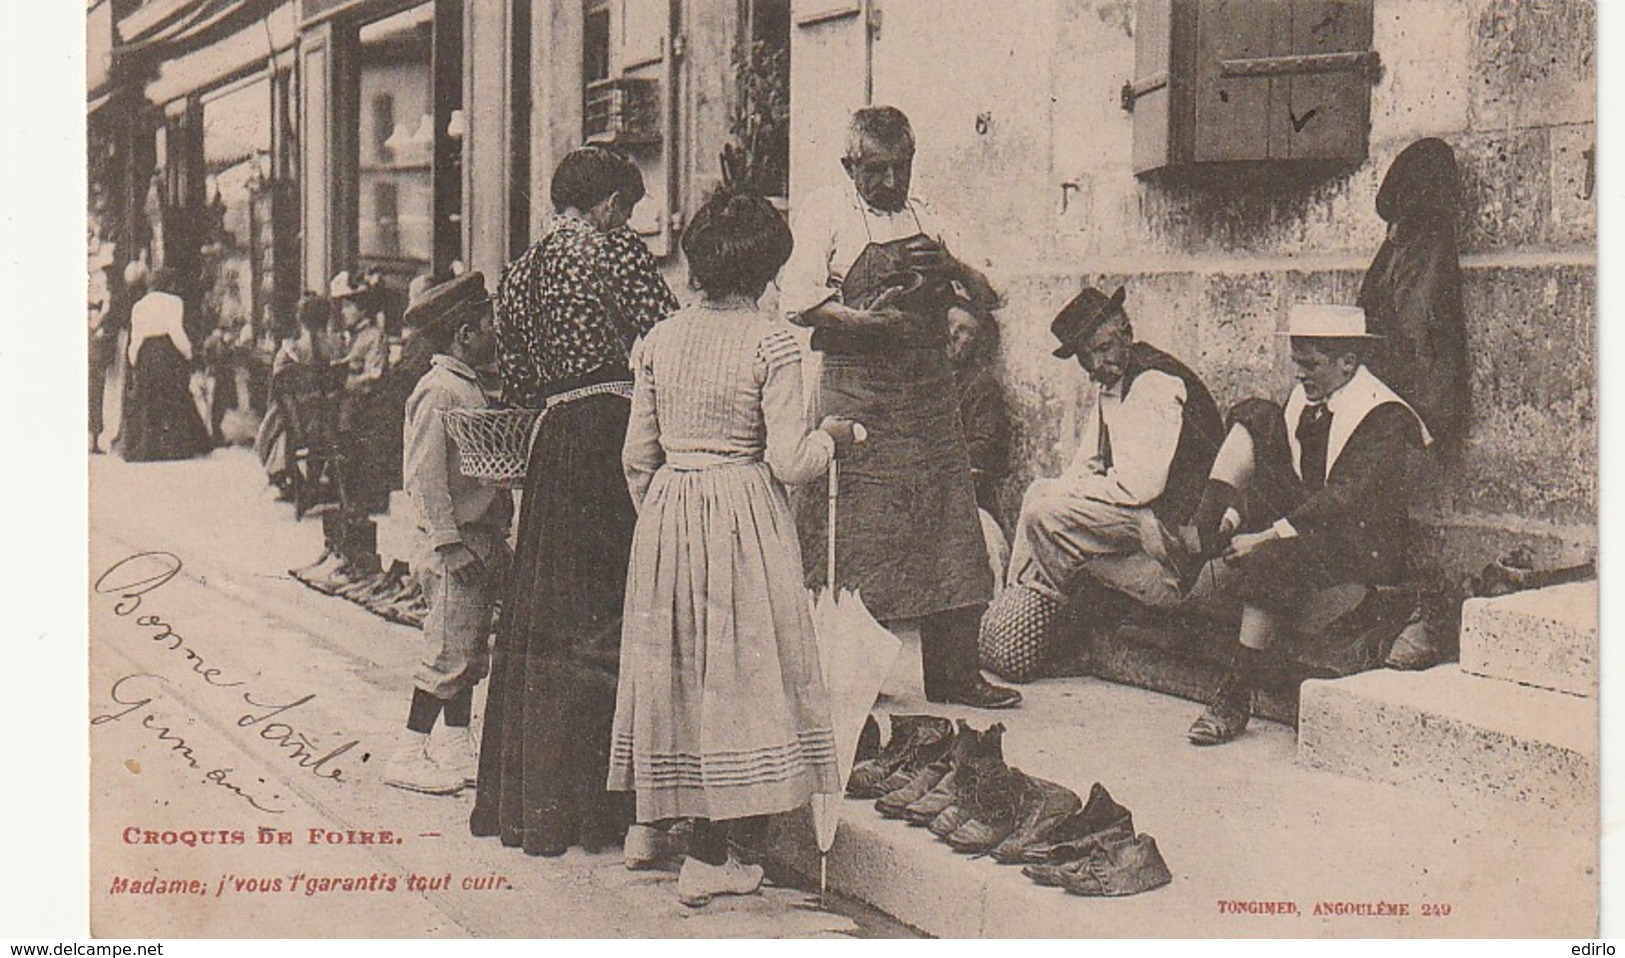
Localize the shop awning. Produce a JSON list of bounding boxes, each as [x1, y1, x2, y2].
[[114, 0, 285, 63]]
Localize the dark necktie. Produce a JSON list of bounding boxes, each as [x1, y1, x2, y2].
[[1296, 403, 1333, 492]]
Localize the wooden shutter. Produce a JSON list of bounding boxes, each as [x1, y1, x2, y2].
[[1127, 0, 1374, 174]]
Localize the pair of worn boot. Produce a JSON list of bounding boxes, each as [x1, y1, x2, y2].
[[1019, 784, 1171, 897], [853, 716, 1007, 836], [1021, 829, 1172, 897], [291, 513, 380, 596], [351, 559, 430, 628], [1016, 782, 1134, 866], [859, 715, 1082, 859], [848, 714, 958, 800]]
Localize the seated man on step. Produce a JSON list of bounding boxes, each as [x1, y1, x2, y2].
[[1183, 303, 1431, 746], [980, 285, 1223, 682]]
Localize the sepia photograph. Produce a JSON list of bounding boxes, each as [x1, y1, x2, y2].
[[62, 0, 1604, 939]]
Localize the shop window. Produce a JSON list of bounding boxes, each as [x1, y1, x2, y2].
[[1124, 0, 1377, 176], [199, 77, 273, 338], [582, 2, 659, 147], [353, 3, 440, 285]]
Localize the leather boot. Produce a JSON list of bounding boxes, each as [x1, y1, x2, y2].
[[908, 722, 1004, 826], [879, 720, 975, 818], [1054, 833, 1172, 897], [876, 760, 952, 819], [1019, 782, 1135, 865], [1187, 669, 1253, 746], [928, 734, 1010, 838], [989, 775, 1085, 863], [854, 714, 882, 766], [945, 764, 1030, 853], [1023, 828, 1138, 887], [848, 714, 953, 798], [362, 560, 412, 610], [869, 718, 956, 796]]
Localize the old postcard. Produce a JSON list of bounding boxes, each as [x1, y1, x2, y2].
[[79, 0, 1598, 939]]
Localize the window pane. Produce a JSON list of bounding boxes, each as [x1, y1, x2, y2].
[[357, 3, 435, 281], [200, 78, 272, 334]]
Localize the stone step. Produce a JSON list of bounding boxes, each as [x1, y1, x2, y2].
[[1459, 580, 1597, 697], [1297, 667, 1598, 830]]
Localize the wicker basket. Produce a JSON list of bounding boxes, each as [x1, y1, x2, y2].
[[440, 407, 541, 488]]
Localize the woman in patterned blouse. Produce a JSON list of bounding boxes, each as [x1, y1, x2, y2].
[[470, 147, 679, 858]]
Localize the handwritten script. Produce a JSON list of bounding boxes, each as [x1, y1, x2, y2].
[[91, 551, 366, 814]]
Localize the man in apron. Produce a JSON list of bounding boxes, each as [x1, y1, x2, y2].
[[780, 106, 1020, 709]]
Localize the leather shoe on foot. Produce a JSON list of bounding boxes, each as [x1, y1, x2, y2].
[[931, 678, 1022, 710]]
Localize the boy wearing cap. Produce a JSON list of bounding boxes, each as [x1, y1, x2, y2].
[[386, 272, 513, 794], [1184, 303, 1431, 746], [980, 285, 1223, 683]]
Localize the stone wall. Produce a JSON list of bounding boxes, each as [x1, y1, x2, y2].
[[850, 0, 1595, 575]]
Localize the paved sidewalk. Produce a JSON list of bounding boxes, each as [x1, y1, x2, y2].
[[87, 448, 1598, 937], [88, 449, 905, 938]]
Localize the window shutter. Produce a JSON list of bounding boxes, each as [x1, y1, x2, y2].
[[1126, 0, 1374, 175]]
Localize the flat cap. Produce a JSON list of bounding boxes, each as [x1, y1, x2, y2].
[[404, 271, 492, 337]]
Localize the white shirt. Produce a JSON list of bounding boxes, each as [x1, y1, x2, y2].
[[128, 291, 192, 364], [778, 180, 996, 320], [1268, 364, 1431, 539], [1062, 367, 1188, 507]]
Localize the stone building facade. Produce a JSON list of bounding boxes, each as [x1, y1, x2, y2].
[[93, 0, 1596, 577], [778, 0, 1595, 578]]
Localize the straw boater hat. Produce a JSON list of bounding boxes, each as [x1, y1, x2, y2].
[[1279, 304, 1382, 339], [403, 271, 492, 339], [1051, 285, 1127, 358]]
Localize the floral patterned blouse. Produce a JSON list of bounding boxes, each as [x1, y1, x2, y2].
[[496, 214, 679, 408]]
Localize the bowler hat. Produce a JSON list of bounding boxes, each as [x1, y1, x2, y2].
[[404, 271, 492, 338], [1278, 304, 1382, 339], [1051, 285, 1127, 358]]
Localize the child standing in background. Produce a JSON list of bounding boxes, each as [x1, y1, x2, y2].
[[387, 272, 512, 795]]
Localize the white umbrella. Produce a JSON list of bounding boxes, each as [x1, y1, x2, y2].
[[809, 433, 902, 907]]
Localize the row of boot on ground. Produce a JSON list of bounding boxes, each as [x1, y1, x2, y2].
[[849, 713, 1171, 898], [289, 513, 431, 628]]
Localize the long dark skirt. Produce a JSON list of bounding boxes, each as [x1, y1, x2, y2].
[[121, 338, 210, 463], [470, 392, 637, 855]]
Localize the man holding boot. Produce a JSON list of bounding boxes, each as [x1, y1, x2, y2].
[[1183, 304, 1430, 745], [980, 285, 1223, 682], [781, 105, 1021, 709]]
